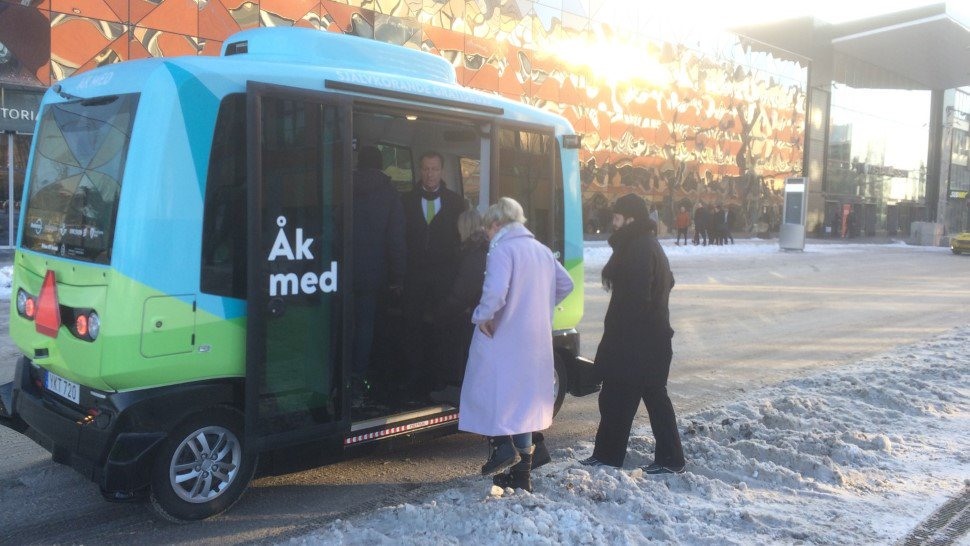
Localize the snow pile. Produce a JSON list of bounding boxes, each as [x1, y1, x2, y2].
[[292, 327, 969, 545], [0, 265, 11, 301]]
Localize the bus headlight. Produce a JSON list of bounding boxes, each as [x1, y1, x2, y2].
[[69, 309, 100, 341], [75, 314, 88, 337], [17, 289, 36, 319], [88, 311, 100, 340]]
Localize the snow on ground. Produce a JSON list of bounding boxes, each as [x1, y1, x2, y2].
[[583, 238, 952, 269], [292, 327, 969, 545], [0, 265, 11, 301]]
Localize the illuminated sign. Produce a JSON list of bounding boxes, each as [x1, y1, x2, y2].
[[0, 86, 43, 133]]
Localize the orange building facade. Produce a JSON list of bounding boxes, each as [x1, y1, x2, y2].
[[0, 0, 807, 235]]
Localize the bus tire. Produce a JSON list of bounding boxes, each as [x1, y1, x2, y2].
[[149, 406, 256, 522], [553, 352, 568, 417]]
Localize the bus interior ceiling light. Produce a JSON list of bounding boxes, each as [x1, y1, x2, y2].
[[405, 114, 418, 121]]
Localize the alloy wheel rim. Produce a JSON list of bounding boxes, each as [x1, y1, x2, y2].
[[169, 425, 242, 503]]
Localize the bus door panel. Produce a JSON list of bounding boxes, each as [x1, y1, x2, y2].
[[245, 83, 353, 450], [494, 126, 563, 258]]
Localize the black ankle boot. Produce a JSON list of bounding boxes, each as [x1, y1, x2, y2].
[[481, 436, 516, 475], [531, 433, 551, 469], [493, 449, 533, 492]]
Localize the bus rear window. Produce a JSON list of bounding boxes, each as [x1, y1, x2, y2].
[[21, 93, 138, 264]]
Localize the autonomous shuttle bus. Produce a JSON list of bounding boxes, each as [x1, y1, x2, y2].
[[0, 28, 595, 520]]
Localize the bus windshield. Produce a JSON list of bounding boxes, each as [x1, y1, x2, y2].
[[21, 93, 138, 264]]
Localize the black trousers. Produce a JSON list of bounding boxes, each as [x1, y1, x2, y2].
[[401, 272, 450, 389], [592, 338, 685, 468], [676, 228, 688, 244]]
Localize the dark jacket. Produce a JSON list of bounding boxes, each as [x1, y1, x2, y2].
[[693, 206, 708, 230], [435, 231, 489, 378], [401, 185, 464, 278], [595, 220, 675, 376], [711, 208, 727, 233], [435, 230, 488, 325], [353, 168, 406, 292]]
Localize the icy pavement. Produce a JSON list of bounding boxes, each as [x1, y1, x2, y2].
[[291, 326, 969, 545]]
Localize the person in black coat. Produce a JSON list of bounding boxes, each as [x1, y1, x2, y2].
[[430, 207, 488, 404], [400, 151, 466, 392], [711, 204, 726, 245], [351, 146, 406, 395], [692, 202, 708, 246], [581, 193, 685, 473]]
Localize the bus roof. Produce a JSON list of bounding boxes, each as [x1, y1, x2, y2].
[[47, 28, 574, 135], [222, 27, 457, 85]]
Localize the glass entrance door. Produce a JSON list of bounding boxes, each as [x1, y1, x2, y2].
[[245, 83, 351, 450]]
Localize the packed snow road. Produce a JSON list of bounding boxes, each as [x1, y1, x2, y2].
[[0, 240, 967, 544]]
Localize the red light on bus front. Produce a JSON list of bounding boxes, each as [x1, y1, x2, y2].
[[35, 271, 61, 338], [75, 314, 88, 337]]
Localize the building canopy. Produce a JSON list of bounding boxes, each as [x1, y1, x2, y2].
[[733, 2, 970, 90]]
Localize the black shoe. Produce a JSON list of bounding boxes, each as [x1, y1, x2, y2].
[[579, 456, 617, 468], [643, 462, 686, 474], [481, 437, 517, 475], [492, 468, 532, 492], [531, 435, 551, 470], [429, 385, 461, 406], [493, 450, 533, 492]]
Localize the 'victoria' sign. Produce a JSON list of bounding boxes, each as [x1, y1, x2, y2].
[[0, 86, 43, 133]]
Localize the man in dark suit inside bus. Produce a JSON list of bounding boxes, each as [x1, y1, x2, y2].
[[400, 150, 466, 396]]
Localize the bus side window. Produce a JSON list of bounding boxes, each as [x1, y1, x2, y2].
[[201, 94, 247, 298], [459, 157, 480, 210], [377, 143, 414, 193], [495, 128, 564, 258]]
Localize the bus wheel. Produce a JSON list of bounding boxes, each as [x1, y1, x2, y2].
[[149, 407, 256, 522], [553, 353, 568, 417]]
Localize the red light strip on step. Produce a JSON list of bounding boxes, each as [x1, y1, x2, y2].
[[344, 413, 458, 445]]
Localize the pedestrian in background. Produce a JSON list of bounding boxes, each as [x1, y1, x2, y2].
[[722, 205, 735, 244], [674, 205, 690, 245], [648, 204, 661, 235], [459, 197, 574, 492], [692, 202, 708, 246], [581, 193, 685, 473]]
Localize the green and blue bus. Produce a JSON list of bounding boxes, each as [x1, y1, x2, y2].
[[0, 27, 594, 521]]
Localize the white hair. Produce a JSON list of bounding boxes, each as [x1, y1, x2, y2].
[[483, 197, 527, 227]]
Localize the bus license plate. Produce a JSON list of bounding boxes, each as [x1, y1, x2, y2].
[[45, 371, 80, 404]]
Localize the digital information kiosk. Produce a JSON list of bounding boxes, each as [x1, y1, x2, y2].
[[779, 177, 807, 250]]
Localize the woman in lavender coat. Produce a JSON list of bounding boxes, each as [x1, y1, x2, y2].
[[458, 197, 574, 492]]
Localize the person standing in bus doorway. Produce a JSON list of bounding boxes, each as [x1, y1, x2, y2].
[[400, 151, 465, 396], [351, 146, 406, 401], [580, 193, 685, 474], [430, 206, 488, 406], [459, 197, 574, 492]]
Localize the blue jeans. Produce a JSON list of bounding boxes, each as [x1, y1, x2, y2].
[[511, 432, 533, 450]]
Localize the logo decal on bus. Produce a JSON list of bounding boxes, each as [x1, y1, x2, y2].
[[267, 215, 338, 296]]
